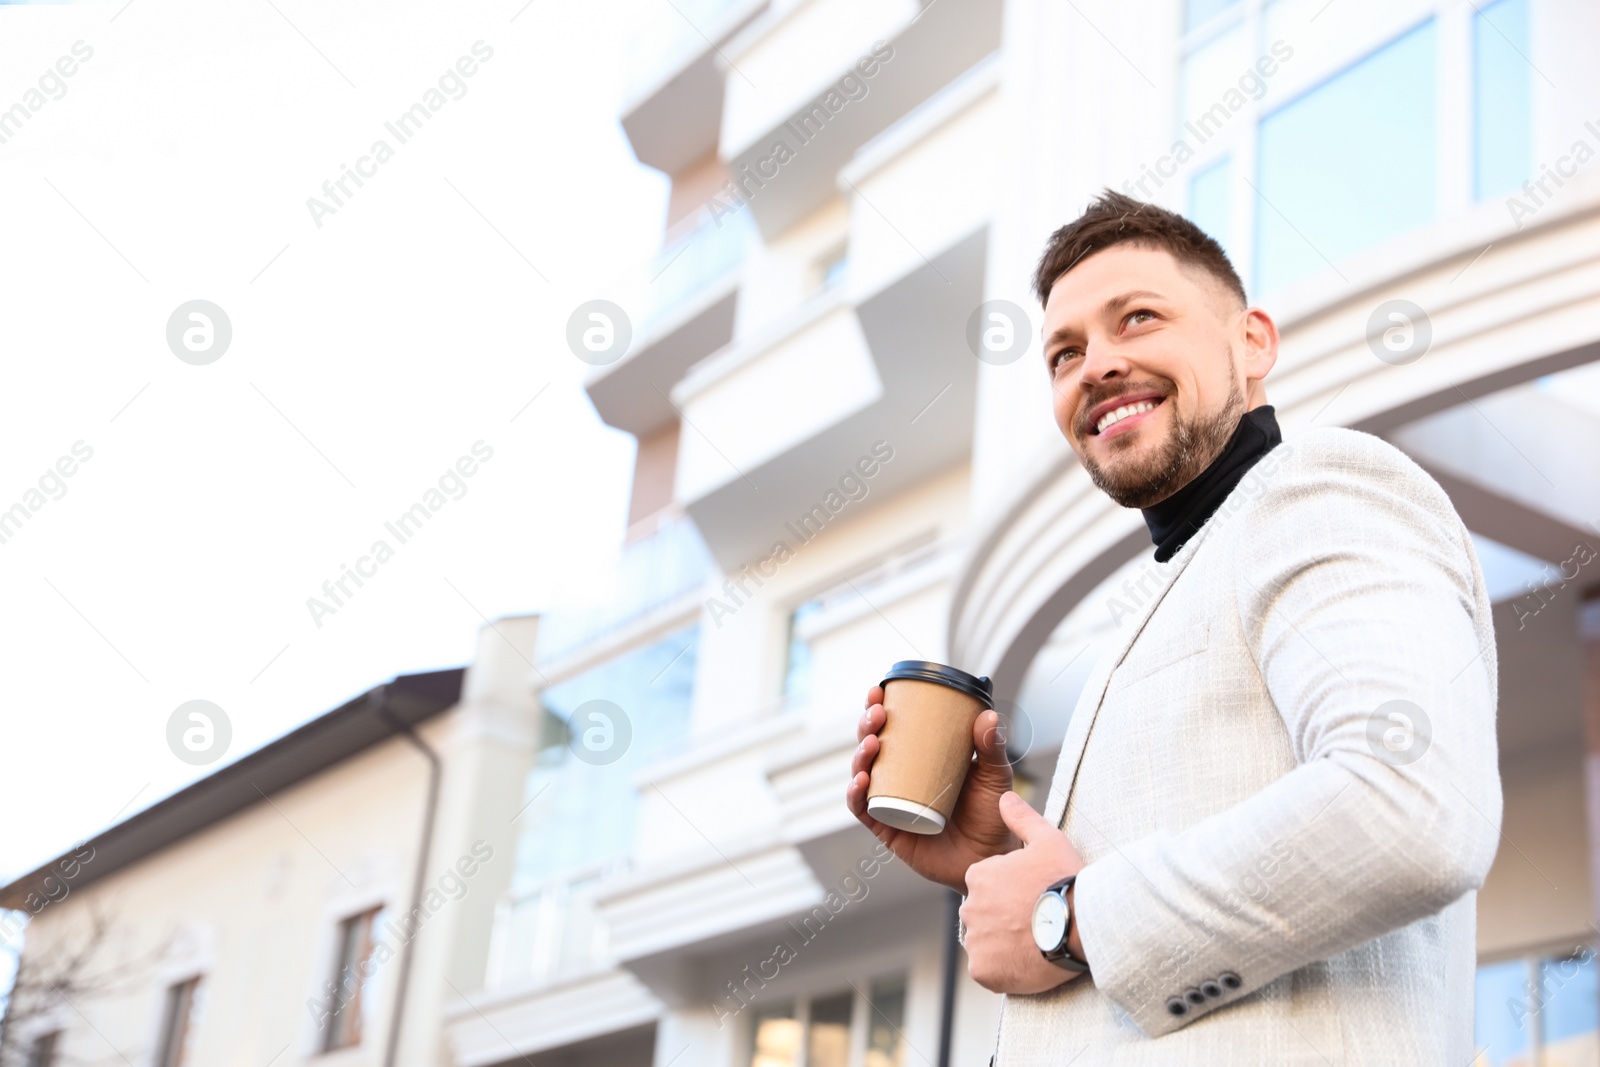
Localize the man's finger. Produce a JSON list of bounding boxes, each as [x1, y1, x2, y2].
[[850, 733, 879, 778], [858, 702, 884, 743], [997, 790, 1050, 846], [973, 709, 1005, 756]]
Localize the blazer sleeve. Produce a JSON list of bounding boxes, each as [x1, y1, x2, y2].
[[1068, 436, 1502, 1038]]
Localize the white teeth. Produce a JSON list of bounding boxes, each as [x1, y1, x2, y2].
[[1096, 399, 1158, 434]]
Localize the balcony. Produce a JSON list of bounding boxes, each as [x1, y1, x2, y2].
[[586, 208, 752, 439], [717, 0, 1002, 237], [533, 512, 712, 665], [620, 0, 770, 174], [453, 910, 660, 1067], [670, 223, 987, 570], [838, 51, 998, 298], [639, 206, 751, 338], [486, 857, 627, 988]]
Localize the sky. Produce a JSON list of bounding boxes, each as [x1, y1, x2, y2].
[[0, 0, 671, 886]]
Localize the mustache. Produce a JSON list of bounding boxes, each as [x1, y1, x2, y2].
[[1075, 381, 1173, 436]]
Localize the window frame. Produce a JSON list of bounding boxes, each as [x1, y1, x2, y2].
[[322, 907, 383, 1053], [152, 975, 202, 1067], [1168, 0, 1510, 296], [740, 970, 910, 1067], [1473, 938, 1600, 1066]]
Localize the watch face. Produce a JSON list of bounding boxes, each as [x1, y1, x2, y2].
[[1031, 891, 1068, 952]]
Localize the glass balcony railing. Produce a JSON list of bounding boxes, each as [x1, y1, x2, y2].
[[487, 625, 700, 990], [486, 857, 627, 989], [535, 513, 713, 664], [635, 207, 752, 338], [622, 0, 751, 102]]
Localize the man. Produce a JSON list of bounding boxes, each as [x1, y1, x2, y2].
[[846, 191, 1501, 1063]]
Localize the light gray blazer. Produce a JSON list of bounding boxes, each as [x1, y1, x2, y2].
[[988, 427, 1502, 1065]]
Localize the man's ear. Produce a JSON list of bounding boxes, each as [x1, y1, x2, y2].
[[1239, 306, 1279, 388]]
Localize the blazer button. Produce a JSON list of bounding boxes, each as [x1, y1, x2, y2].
[[1200, 979, 1222, 998], [1184, 987, 1205, 1006], [1219, 972, 1242, 990], [1166, 996, 1189, 1016]]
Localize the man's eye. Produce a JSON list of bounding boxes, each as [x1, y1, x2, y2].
[[1051, 348, 1081, 370], [1128, 309, 1155, 326]]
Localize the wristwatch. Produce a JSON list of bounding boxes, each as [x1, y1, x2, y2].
[[1032, 875, 1090, 972]]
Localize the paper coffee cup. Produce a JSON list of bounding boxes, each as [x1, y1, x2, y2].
[[866, 660, 993, 835]]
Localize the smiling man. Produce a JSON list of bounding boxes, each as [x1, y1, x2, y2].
[[847, 191, 1502, 1063]]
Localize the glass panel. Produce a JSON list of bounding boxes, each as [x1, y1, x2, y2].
[[515, 625, 699, 886], [782, 598, 825, 706], [864, 975, 908, 1067], [534, 515, 713, 662], [1186, 0, 1241, 33], [1255, 20, 1437, 293], [1180, 23, 1250, 140], [1263, 0, 1381, 78], [496, 627, 698, 985], [638, 208, 752, 335], [325, 909, 382, 1051], [1541, 948, 1600, 1057], [1188, 157, 1234, 263], [1474, 958, 1533, 1067], [1473, 0, 1532, 200], [155, 977, 201, 1067], [818, 244, 850, 293], [749, 1000, 800, 1067], [808, 992, 854, 1067]]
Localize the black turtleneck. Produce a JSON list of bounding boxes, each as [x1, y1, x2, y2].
[[1142, 405, 1282, 562]]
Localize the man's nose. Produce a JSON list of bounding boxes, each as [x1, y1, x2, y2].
[[1078, 341, 1130, 387]]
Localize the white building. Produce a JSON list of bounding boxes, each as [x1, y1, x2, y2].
[[0, 620, 542, 1067], [451, 1, 1600, 1066], [7, 2, 1600, 1066]]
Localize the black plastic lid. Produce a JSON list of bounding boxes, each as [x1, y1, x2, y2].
[[880, 660, 993, 703]]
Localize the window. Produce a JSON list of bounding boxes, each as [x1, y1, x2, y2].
[[1473, 945, 1599, 1066], [1172, 1, 1537, 295], [1255, 19, 1438, 293], [814, 243, 849, 294], [25, 1031, 60, 1067], [750, 1001, 802, 1067], [807, 991, 853, 1067], [1186, 0, 1240, 32], [863, 975, 908, 1067], [323, 908, 383, 1051], [516, 625, 698, 886], [1179, 21, 1250, 139], [780, 534, 941, 707], [1473, 0, 1532, 200], [1188, 156, 1234, 259], [782, 597, 826, 706], [153, 977, 201, 1067], [743, 976, 907, 1067]]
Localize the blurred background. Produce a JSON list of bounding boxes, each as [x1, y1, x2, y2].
[[2, 0, 1598, 1064]]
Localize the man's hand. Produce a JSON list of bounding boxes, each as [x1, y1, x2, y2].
[[960, 791, 1087, 995], [846, 684, 1018, 893]]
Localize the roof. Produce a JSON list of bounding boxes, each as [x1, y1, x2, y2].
[[0, 667, 464, 911]]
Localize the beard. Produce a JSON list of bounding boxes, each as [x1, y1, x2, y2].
[[1078, 366, 1245, 510]]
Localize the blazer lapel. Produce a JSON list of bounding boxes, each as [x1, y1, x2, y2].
[[1042, 518, 1220, 829]]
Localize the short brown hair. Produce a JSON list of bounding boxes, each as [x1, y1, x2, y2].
[[1032, 189, 1246, 309]]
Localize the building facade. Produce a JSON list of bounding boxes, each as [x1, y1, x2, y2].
[[0, 620, 542, 1067], [452, 1, 1600, 1066], [7, 2, 1600, 1066]]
